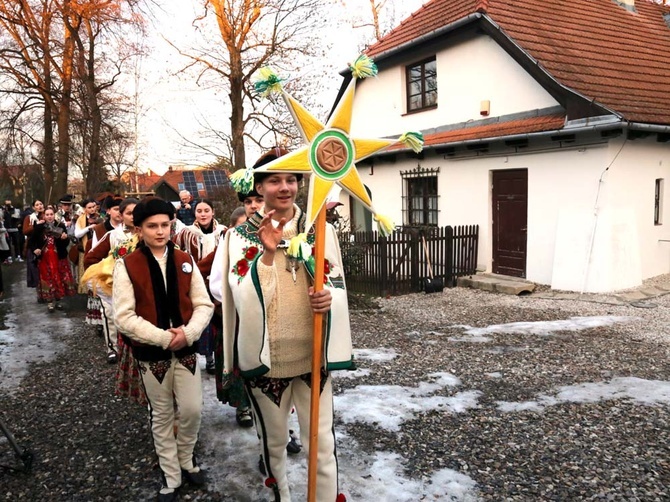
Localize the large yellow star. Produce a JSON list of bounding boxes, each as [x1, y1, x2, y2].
[[253, 78, 396, 231]]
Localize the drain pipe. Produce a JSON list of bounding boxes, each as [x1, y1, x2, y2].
[[580, 138, 628, 294]]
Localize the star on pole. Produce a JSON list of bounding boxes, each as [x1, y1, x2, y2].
[[252, 57, 423, 236]]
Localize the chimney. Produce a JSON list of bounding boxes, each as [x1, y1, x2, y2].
[[615, 0, 635, 12]]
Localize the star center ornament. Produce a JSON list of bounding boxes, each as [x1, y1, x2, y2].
[[243, 55, 424, 240]]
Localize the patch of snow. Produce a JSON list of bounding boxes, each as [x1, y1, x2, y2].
[[333, 368, 372, 379], [354, 347, 397, 361], [336, 373, 480, 432], [0, 279, 73, 391], [463, 316, 634, 337], [497, 377, 670, 412]]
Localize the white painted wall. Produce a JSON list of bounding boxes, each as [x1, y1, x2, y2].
[[358, 139, 670, 292], [350, 34, 560, 138], [594, 138, 670, 281]]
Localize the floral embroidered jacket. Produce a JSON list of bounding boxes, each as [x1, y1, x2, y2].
[[209, 206, 353, 378]]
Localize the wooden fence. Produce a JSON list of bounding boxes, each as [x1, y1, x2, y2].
[[339, 225, 479, 296]]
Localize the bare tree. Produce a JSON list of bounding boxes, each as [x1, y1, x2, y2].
[[0, 0, 149, 201], [69, 2, 147, 195], [0, 0, 61, 201], [168, 0, 332, 171]]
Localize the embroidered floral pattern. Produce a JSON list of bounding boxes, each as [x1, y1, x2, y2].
[[306, 250, 337, 287], [248, 375, 292, 407], [179, 353, 198, 375], [248, 370, 329, 407], [245, 246, 259, 260], [299, 368, 328, 395], [232, 245, 260, 282], [112, 235, 139, 260], [148, 359, 171, 384]]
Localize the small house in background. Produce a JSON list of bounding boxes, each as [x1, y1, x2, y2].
[[123, 169, 162, 198], [336, 0, 670, 293], [150, 165, 231, 203]]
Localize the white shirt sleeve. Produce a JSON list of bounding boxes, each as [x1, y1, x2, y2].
[[208, 233, 227, 303], [74, 223, 90, 239]]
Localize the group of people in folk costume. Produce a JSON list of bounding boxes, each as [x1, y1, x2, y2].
[[22, 147, 352, 501]]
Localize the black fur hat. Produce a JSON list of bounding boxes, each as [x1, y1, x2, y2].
[[133, 197, 175, 227]]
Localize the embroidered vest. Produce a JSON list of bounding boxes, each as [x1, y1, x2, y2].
[[123, 247, 196, 361]]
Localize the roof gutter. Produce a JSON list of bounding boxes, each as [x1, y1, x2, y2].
[[387, 119, 628, 155], [627, 122, 670, 133], [384, 120, 669, 155]]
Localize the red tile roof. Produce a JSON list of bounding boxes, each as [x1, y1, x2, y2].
[[389, 114, 566, 150], [366, 0, 670, 124]]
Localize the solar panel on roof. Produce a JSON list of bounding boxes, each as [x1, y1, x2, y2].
[[201, 170, 230, 196], [182, 171, 198, 196]]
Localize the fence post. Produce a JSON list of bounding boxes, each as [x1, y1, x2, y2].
[[379, 233, 388, 296], [408, 229, 418, 292], [445, 226, 454, 287]]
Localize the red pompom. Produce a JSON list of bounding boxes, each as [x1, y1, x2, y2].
[[264, 477, 277, 488], [336, 494, 347, 502]]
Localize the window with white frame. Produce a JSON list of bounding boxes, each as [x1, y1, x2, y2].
[[401, 165, 439, 226], [406, 57, 437, 112]]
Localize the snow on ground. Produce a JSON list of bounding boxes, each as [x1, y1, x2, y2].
[[449, 316, 636, 342], [197, 359, 482, 501], [497, 377, 670, 413], [3, 308, 664, 501], [353, 347, 397, 361], [336, 373, 479, 431], [0, 277, 74, 390]]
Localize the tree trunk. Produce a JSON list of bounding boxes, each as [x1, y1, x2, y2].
[[55, 3, 78, 200], [43, 98, 55, 204], [229, 60, 246, 171], [83, 23, 104, 195]]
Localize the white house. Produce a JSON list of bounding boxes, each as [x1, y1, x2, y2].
[[333, 0, 670, 293]]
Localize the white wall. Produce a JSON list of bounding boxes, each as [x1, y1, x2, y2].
[[358, 138, 670, 291], [350, 34, 560, 138], [594, 138, 670, 281]]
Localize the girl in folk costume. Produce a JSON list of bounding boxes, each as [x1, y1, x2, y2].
[[82, 198, 138, 364], [113, 198, 214, 502], [22, 199, 44, 289], [76, 198, 105, 329], [74, 198, 102, 294], [83, 198, 145, 402], [173, 199, 226, 374], [209, 154, 353, 502], [28, 207, 77, 312]]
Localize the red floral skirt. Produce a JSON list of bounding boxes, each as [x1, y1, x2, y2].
[[37, 244, 77, 302]]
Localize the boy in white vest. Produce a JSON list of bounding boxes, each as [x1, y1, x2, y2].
[[210, 149, 353, 501]]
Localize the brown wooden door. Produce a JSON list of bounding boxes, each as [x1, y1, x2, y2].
[[492, 169, 528, 278]]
